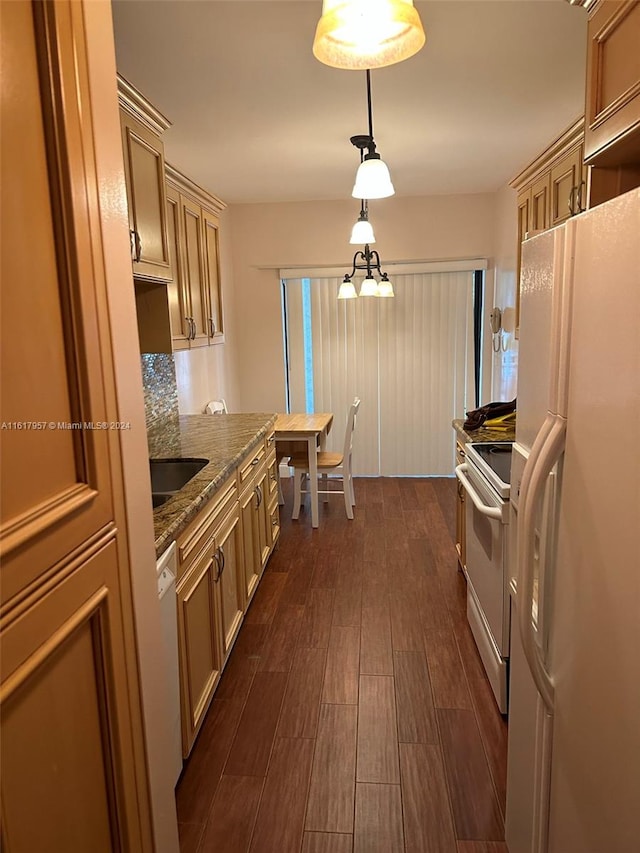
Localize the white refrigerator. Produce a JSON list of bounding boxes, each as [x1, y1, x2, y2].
[[505, 187, 640, 853]]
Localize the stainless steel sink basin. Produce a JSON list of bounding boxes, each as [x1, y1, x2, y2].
[[150, 458, 208, 504]]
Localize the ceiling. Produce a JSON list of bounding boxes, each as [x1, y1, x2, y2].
[[111, 0, 588, 205]]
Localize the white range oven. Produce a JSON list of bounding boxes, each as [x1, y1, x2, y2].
[[455, 442, 512, 713]]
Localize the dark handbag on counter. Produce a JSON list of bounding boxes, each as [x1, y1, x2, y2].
[[464, 398, 516, 431]]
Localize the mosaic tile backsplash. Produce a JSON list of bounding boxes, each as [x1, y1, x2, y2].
[[141, 353, 179, 432]]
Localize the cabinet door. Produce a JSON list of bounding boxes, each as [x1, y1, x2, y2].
[[166, 185, 192, 349], [515, 189, 531, 338], [202, 210, 224, 342], [584, 0, 640, 165], [214, 507, 244, 660], [530, 173, 551, 232], [1, 540, 148, 852], [240, 483, 261, 605], [177, 551, 221, 754], [550, 145, 584, 227], [120, 114, 171, 282], [256, 469, 271, 571], [180, 196, 210, 348]]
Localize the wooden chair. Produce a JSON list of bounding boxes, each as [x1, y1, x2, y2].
[[291, 397, 361, 520]]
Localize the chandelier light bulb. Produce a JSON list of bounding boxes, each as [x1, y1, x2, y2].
[[377, 275, 395, 297]]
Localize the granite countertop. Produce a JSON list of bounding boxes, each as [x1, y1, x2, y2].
[[149, 413, 277, 558], [452, 418, 516, 445]]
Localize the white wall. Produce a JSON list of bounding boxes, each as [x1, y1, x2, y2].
[[226, 193, 496, 413], [489, 184, 519, 401]]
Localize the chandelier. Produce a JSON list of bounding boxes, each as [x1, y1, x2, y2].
[[338, 243, 394, 299]]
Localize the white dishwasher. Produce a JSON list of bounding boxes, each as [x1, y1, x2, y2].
[[156, 542, 183, 786]]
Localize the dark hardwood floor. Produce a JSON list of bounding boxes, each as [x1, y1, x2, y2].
[[176, 477, 509, 853]]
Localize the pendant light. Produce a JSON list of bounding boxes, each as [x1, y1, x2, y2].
[[350, 204, 376, 244], [339, 243, 395, 299], [351, 71, 394, 200], [313, 0, 426, 71]]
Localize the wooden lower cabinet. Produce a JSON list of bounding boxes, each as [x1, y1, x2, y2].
[[177, 546, 221, 755], [175, 437, 280, 757]]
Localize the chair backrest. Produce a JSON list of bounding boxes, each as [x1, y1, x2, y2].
[[342, 397, 361, 462], [204, 399, 228, 415]]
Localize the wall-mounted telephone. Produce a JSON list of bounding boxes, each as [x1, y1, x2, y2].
[[490, 307, 508, 352], [490, 307, 502, 335]]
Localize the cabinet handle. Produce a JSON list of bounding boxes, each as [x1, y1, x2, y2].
[[270, 473, 277, 482], [576, 180, 586, 213], [568, 186, 577, 216], [208, 317, 216, 337], [218, 545, 226, 577], [254, 484, 262, 509], [130, 230, 142, 263], [251, 457, 260, 466], [212, 550, 221, 582], [267, 434, 275, 445], [190, 319, 197, 339], [272, 518, 278, 527]]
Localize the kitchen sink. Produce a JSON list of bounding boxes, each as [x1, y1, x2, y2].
[[149, 458, 209, 505]]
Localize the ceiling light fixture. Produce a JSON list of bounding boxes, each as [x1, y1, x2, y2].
[[313, 0, 426, 70], [350, 202, 376, 244], [350, 71, 394, 199], [338, 243, 395, 299]]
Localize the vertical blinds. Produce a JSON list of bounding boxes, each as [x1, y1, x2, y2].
[[284, 270, 474, 476]]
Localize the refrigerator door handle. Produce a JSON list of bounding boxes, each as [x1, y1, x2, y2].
[[517, 413, 565, 712], [455, 464, 502, 519]]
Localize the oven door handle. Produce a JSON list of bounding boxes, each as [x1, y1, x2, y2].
[[455, 464, 502, 520]]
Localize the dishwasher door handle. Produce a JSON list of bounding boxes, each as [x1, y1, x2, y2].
[[455, 463, 502, 520]]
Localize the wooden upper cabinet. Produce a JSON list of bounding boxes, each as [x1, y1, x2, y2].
[[203, 210, 225, 342], [550, 144, 586, 227], [118, 77, 172, 282], [166, 185, 192, 350], [180, 196, 210, 348], [584, 0, 640, 165], [531, 173, 551, 232], [166, 165, 227, 351]]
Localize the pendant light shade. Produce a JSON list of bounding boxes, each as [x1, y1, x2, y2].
[[377, 275, 395, 297], [313, 0, 426, 70], [338, 277, 358, 299], [359, 276, 379, 297], [352, 155, 394, 199], [350, 209, 376, 244]]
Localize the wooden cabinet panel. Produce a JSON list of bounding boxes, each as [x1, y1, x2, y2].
[[120, 114, 171, 281], [166, 185, 191, 350], [531, 174, 551, 232], [585, 0, 640, 165], [1, 538, 146, 852], [214, 507, 244, 659], [177, 552, 221, 752], [2, 1, 119, 605], [551, 145, 585, 226], [241, 482, 262, 605], [256, 468, 271, 571], [181, 197, 210, 348], [203, 210, 224, 342]]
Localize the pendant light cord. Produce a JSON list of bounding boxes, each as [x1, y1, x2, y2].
[[366, 69, 374, 141]]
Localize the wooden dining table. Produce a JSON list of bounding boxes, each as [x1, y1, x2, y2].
[[274, 412, 333, 528]]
